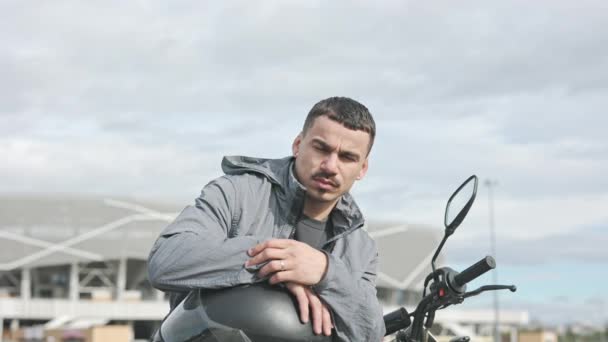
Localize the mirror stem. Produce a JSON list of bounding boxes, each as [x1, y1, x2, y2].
[[431, 233, 449, 282]]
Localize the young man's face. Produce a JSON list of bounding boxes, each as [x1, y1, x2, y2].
[[292, 115, 370, 205]]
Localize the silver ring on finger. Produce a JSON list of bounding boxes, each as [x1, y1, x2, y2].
[[280, 259, 285, 271]]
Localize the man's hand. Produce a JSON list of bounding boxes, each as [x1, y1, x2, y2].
[[285, 282, 333, 336], [246, 239, 328, 285]]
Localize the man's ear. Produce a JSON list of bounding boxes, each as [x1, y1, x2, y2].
[[357, 158, 369, 180], [292, 133, 303, 157]]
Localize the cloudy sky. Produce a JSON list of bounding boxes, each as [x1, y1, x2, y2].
[[2, 0, 607, 326]]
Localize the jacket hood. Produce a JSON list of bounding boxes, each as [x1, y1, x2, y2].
[[221, 155, 365, 238]]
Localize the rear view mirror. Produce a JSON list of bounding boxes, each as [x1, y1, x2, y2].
[[444, 175, 478, 235]]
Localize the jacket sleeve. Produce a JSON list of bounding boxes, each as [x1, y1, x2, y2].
[[147, 176, 260, 291], [313, 237, 386, 342]]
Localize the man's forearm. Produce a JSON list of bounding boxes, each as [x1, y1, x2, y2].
[[313, 253, 386, 342], [148, 231, 260, 291]]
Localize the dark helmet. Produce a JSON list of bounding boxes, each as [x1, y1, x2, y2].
[[159, 283, 332, 342]]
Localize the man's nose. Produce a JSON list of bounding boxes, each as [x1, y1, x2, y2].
[[320, 153, 339, 174]]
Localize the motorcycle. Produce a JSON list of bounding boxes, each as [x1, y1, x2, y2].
[[156, 175, 516, 342]]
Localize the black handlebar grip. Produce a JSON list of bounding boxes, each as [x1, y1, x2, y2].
[[383, 307, 411, 336], [453, 256, 496, 287]]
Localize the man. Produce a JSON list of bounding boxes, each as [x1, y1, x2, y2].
[[148, 97, 386, 341]]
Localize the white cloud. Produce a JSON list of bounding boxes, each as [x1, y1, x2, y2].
[[0, 136, 222, 200]]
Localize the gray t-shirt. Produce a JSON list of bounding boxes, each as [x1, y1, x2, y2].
[[294, 216, 331, 250]]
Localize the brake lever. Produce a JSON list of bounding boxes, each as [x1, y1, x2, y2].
[[463, 285, 516, 299]]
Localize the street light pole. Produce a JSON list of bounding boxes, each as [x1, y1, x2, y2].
[[485, 179, 500, 342]]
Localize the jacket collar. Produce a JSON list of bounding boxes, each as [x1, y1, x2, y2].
[[221, 155, 365, 238]]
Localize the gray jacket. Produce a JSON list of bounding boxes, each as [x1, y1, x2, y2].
[[147, 156, 386, 341]]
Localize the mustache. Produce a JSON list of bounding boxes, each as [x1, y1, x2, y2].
[[312, 172, 340, 187]]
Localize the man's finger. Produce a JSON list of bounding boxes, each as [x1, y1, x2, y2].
[[286, 283, 309, 324], [322, 306, 332, 336], [308, 292, 323, 335], [246, 248, 287, 267], [257, 259, 288, 278], [248, 239, 292, 256], [268, 270, 295, 284], [296, 289, 309, 323], [247, 240, 270, 256]]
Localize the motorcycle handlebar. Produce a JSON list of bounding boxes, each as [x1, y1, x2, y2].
[[453, 256, 496, 287], [383, 307, 411, 336]]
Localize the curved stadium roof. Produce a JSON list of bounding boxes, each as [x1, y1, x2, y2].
[[0, 195, 441, 290]]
